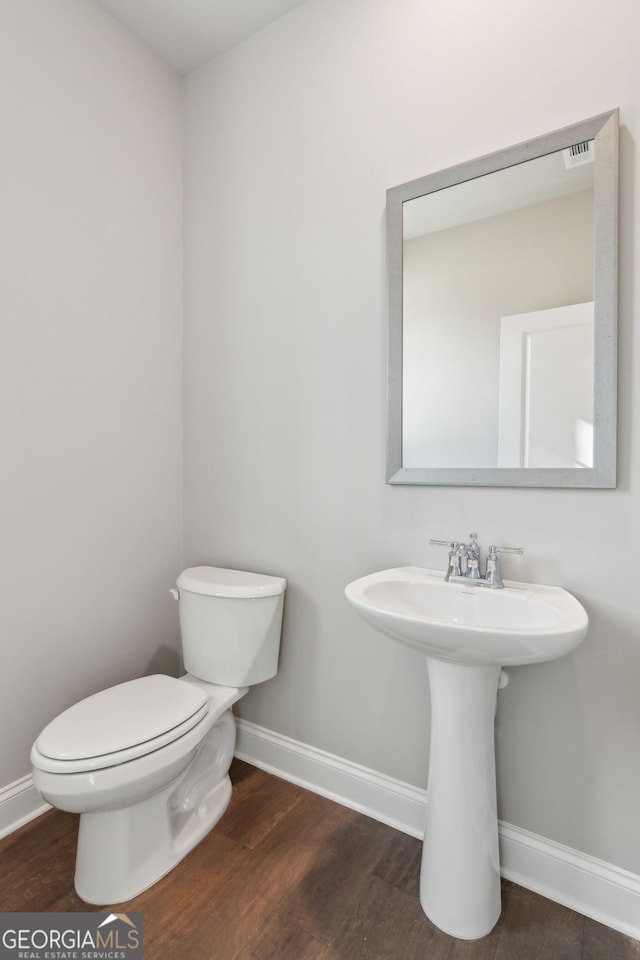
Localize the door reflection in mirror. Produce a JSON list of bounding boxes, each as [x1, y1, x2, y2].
[[497, 302, 594, 468]]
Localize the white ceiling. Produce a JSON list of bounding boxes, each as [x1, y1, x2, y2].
[[96, 0, 308, 76]]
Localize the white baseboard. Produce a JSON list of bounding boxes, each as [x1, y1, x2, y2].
[[0, 775, 51, 840], [235, 719, 640, 942], [235, 718, 427, 838], [499, 823, 640, 942]]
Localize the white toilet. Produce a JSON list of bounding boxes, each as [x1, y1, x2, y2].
[[31, 565, 286, 905]]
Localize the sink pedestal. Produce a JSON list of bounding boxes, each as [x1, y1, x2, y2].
[[420, 658, 502, 940]]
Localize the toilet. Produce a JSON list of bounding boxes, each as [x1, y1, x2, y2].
[[31, 565, 286, 905]]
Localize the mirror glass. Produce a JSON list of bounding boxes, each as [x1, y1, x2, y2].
[[386, 111, 618, 487]]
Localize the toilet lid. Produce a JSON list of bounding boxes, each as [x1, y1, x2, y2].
[[36, 675, 208, 762]]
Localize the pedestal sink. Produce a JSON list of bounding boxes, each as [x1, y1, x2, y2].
[[345, 567, 588, 940]]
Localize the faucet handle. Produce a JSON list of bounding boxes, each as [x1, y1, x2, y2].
[[429, 539, 463, 581], [485, 545, 523, 588], [487, 545, 523, 557]]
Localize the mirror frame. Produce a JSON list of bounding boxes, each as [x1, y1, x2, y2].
[[386, 110, 618, 487]]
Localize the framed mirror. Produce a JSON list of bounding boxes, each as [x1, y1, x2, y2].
[[386, 110, 618, 487]]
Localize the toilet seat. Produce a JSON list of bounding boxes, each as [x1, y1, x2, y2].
[[33, 675, 208, 774]]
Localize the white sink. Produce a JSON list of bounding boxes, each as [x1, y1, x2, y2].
[[345, 566, 588, 941], [344, 566, 588, 666]]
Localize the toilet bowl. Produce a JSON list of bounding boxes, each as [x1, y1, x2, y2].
[[31, 566, 286, 904]]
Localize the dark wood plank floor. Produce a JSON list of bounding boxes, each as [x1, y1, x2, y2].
[[1, 760, 638, 960]]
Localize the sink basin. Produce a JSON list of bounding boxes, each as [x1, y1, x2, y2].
[[345, 565, 588, 940], [345, 566, 588, 666]]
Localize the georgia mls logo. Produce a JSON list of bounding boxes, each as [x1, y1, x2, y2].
[[0, 912, 142, 960], [96, 913, 140, 949]]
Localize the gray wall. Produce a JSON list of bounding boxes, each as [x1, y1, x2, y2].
[[184, 0, 640, 875], [0, 0, 183, 786]]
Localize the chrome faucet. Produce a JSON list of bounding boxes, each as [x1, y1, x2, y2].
[[430, 534, 523, 589]]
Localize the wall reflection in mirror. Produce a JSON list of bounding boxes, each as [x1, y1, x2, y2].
[[386, 111, 618, 487]]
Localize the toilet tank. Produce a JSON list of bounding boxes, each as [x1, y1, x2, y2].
[[176, 566, 286, 686]]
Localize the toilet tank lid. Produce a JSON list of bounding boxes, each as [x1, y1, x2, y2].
[[177, 566, 286, 599]]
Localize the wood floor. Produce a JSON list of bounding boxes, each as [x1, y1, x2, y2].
[[1, 760, 638, 960]]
